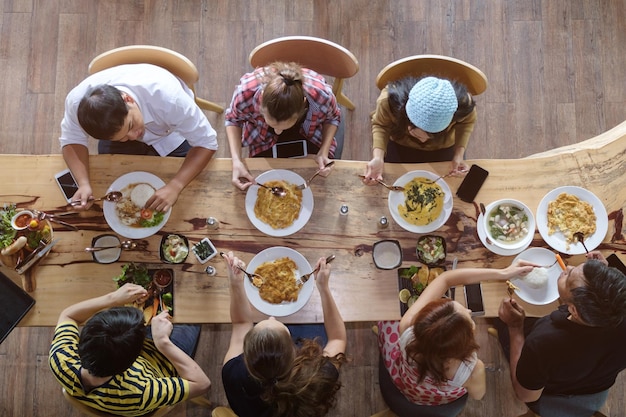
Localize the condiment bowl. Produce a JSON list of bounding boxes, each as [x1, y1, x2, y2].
[[483, 199, 535, 250], [11, 210, 35, 230]]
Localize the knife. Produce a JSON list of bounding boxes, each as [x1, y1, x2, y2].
[[15, 239, 59, 274], [450, 257, 458, 300]]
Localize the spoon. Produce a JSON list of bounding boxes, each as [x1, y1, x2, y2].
[[255, 182, 287, 197], [358, 175, 405, 192], [236, 265, 265, 287], [423, 172, 453, 184], [84, 240, 136, 252], [70, 191, 123, 206], [298, 161, 335, 190], [573, 232, 589, 254], [479, 203, 494, 245], [298, 254, 336, 284]]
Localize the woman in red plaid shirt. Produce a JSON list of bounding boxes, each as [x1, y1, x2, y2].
[[225, 62, 341, 190]]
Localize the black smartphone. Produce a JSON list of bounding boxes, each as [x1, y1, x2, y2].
[[607, 254, 626, 274], [464, 283, 485, 316], [272, 140, 308, 158], [456, 164, 489, 203], [54, 169, 78, 203]]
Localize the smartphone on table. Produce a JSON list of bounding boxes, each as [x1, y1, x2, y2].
[[456, 164, 489, 203], [464, 283, 485, 316], [54, 169, 78, 203], [607, 254, 626, 274]]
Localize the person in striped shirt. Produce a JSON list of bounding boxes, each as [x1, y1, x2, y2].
[[49, 283, 210, 416]]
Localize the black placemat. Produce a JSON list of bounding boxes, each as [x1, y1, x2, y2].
[[0, 271, 35, 345]]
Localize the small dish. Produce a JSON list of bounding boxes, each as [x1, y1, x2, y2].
[[91, 234, 121, 264], [483, 199, 535, 250], [373, 239, 402, 270], [11, 210, 35, 231], [192, 238, 217, 264], [416, 235, 446, 265], [160, 234, 189, 264]]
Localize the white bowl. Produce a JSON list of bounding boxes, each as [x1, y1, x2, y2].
[[483, 199, 535, 250], [11, 210, 35, 230]]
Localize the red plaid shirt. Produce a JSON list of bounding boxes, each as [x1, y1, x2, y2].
[[225, 67, 341, 157]]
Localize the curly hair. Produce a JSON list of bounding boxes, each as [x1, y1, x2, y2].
[[244, 327, 346, 417], [78, 307, 145, 377], [387, 76, 475, 140], [571, 260, 626, 327], [77, 85, 129, 140], [260, 62, 307, 122], [404, 298, 479, 385]]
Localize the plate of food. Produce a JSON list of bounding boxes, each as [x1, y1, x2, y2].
[[103, 172, 171, 239], [244, 246, 314, 317], [398, 264, 447, 315], [0, 204, 53, 269], [477, 213, 530, 256], [245, 170, 314, 237], [510, 247, 560, 305], [536, 186, 608, 255], [388, 170, 453, 234]]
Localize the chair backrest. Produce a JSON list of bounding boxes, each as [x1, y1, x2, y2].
[[375, 54, 488, 95], [249, 36, 359, 110], [62, 388, 172, 417], [211, 406, 239, 417]]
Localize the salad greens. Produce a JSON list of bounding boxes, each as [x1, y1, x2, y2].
[[114, 262, 151, 288], [0, 204, 17, 249], [140, 211, 165, 228]]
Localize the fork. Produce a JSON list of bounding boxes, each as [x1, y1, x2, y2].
[[423, 172, 453, 184], [298, 255, 336, 284], [297, 161, 335, 190], [358, 175, 405, 192], [236, 265, 265, 286]]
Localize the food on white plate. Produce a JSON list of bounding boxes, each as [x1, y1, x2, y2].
[[547, 192, 596, 250], [487, 203, 530, 244], [506, 280, 520, 294], [253, 257, 301, 304], [161, 234, 189, 263], [254, 180, 302, 229], [523, 267, 549, 289], [416, 235, 446, 264], [115, 182, 165, 228], [398, 177, 445, 226]]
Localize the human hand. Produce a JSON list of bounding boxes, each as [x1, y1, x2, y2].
[[221, 251, 245, 283], [586, 250, 608, 265], [70, 185, 94, 211], [112, 283, 148, 306], [313, 154, 334, 177], [502, 259, 539, 280], [231, 160, 255, 191], [498, 297, 526, 329], [314, 257, 332, 290], [146, 183, 180, 212], [450, 160, 469, 176], [362, 158, 384, 185], [150, 310, 173, 343]]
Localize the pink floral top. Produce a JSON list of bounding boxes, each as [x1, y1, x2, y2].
[[377, 320, 477, 405]]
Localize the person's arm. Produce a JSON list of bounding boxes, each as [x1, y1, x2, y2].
[[463, 359, 486, 400], [314, 258, 347, 358], [314, 122, 338, 172], [451, 145, 468, 174], [499, 298, 544, 403], [399, 260, 536, 333], [222, 252, 254, 364], [365, 89, 393, 184], [146, 146, 215, 212], [226, 125, 255, 190], [450, 109, 476, 173], [57, 283, 147, 326], [150, 311, 211, 397], [61, 144, 94, 209]]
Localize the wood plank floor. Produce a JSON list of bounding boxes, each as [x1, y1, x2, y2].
[[1, 1, 625, 416]]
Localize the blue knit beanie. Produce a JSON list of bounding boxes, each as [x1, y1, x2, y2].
[[405, 77, 458, 133]]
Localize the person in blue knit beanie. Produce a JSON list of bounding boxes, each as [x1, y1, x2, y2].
[[363, 75, 476, 185]]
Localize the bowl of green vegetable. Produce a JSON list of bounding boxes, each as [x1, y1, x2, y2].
[[192, 238, 217, 264], [416, 235, 446, 265], [483, 199, 535, 250]]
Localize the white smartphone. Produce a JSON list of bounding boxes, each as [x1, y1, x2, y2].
[[54, 169, 79, 203], [464, 283, 485, 316], [272, 140, 308, 158]]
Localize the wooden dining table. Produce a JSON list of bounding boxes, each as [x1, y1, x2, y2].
[[2, 121, 625, 326]]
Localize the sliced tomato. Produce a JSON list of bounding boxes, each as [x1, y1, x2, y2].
[[140, 208, 153, 219]]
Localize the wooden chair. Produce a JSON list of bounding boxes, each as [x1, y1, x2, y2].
[[211, 406, 239, 417], [88, 45, 224, 114], [375, 54, 488, 96], [517, 408, 607, 417], [62, 388, 173, 416], [249, 36, 359, 110]]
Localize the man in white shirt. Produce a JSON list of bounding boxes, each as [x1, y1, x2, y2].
[[59, 64, 218, 212]]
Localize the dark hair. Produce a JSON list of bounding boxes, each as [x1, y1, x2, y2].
[[244, 328, 346, 417], [405, 298, 479, 385], [78, 307, 146, 377], [571, 260, 626, 327], [77, 85, 128, 140], [261, 62, 306, 122], [387, 76, 475, 139]]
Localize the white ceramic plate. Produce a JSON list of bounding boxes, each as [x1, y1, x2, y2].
[[536, 186, 608, 255], [477, 213, 531, 256], [388, 170, 453, 234], [245, 170, 314, 237], [244, 246, 314, 317], [103, 171, 171, 239], [511, 247, 560, 305]]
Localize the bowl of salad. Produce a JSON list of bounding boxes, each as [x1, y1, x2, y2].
[[416, 235, 446, 265]]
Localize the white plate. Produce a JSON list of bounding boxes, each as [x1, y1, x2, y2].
[[103, 171, 171, 239], [388, 170, 453, 234], [244, 246, 314, 317], [477, 213, 531, 256], [536, 186, 608, 255], [245, 170, 314, 237], [511, 247, 560, 305]]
